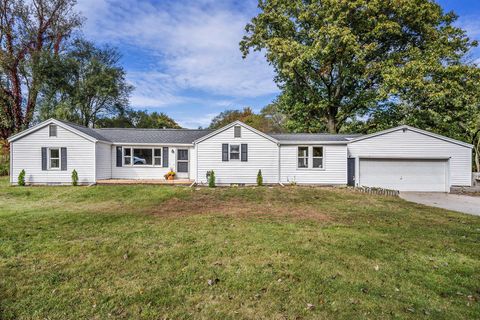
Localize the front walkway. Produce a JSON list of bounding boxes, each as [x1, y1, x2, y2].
[[400, 192, 480, 216], [96, 179, 194, 186]]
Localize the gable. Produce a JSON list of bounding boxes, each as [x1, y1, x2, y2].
[[348, 126, 472, 149], [8, 119, 100, 144], [194, 121, 278, 144]]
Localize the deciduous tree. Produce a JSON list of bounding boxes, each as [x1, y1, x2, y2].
[[240, 0, 477, 133], [0, 0, 82, 139]]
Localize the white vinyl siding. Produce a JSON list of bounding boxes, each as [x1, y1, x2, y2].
[[348, 128, 472, 187], [11, 125, 96, 184], [280, 145, 347, 185], [95, 142, 112, 180], [196, 125, 278, 184], [111, 146, 193, 180]]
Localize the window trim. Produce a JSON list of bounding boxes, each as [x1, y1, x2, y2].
[[48, 147, 61, 170], [297, 146, 326, 170], [234, 125, 241, 138], [122, 147, 163, 167], [312, 146, 324, 169], [153, 148, 162, 166], [297, 146, 309, 169], [49, 125, 57, 137], [229, 144, 240, 161]]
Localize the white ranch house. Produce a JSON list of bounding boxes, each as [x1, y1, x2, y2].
[[8, 118, 473, 192]]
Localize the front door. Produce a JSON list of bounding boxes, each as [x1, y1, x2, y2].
[[176, 149, 189, 178], [347, 158, 355, 186]]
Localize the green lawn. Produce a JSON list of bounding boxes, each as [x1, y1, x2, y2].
[[0, 177, 479, 319]]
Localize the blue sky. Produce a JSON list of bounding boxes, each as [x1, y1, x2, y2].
[[76, 0, 480, 128]]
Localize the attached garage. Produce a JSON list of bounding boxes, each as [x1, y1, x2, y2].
[[358, 158, 449, 192], [348, 126, 472, 192]]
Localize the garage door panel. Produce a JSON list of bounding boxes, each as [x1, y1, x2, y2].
[[359, 159, 447, 192]]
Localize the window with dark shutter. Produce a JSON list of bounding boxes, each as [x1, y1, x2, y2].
[[162, 147, 169, 167], [241, 144, 248, 162], [116, 147, 122, 167], [222, 144, 229, 161], [41, 147, 47, 170], [234, 125, 241, 138], [60, 148, 67, 170]]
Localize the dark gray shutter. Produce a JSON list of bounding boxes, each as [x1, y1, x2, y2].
[[61, 148, 67, 170], [41, 147, 47, 170], [241, 144, 248, 162], [162, 147, 168, 167], [116, 147, 122, 167], [222, 144, 229, 161]]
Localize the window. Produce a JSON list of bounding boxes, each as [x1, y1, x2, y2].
[[133, 148, 152, 165], [230, 144, 240, 160], [312, 147, 324, 168], [297, 146, 325, 169], [298, 147, 308, 168], [234, 125, 241, 138], [123, 148, 132, 165], [49, 125, 57, 137], [177, 149, 188, 172], [49, 148, 60, 169], [122, 147, 169, 166], [154, 148, 162, 166]]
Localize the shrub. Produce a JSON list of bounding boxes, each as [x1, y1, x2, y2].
[[0, 156, 10, 176], [18, 169, 26, 186], [208, 170, 216, 188], [257, 169, 263, 186], [71, 169, 79, 186]]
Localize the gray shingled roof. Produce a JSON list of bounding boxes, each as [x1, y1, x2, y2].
[[59, 119, 362, 144], [93, 128, 213, 144], [57, 120, 111, 141], [270, 133, 362, 142]]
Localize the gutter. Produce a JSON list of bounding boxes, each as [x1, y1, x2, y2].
[[277, 143, 281, 185]]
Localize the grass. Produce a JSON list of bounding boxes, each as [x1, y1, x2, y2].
[[0, 177, 479, 319]]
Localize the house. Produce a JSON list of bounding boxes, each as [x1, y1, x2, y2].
[[7, 118, 473, 192]]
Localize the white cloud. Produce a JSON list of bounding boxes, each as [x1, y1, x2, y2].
[[457, 15, 480, 40], [76, 0, 278, 112], [176, 113, 218, 129]]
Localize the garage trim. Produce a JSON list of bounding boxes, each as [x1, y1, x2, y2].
[[355, 156, 451, 192]]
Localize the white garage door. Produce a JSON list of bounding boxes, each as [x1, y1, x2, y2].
[[359, 159, 448, 192]]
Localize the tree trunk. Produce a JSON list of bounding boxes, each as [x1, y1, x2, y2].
[[475, 141, 480, 173], [326, 106, 338, 133]]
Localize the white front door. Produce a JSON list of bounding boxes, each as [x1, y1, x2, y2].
[[359, 159, 448, 192], [176, 149, 189, 179]]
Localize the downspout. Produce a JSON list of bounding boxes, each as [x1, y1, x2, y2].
[[277, 143, 284, 186], [93, 141, 97, 185], [10, 142, 13, 184], [195, 142, 199, 185]]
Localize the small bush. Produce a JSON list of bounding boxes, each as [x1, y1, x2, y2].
[[0, 160, 8, 176], [71, 169, 78, 186], [257, 169, 263, 186], [208, 170, 216, 188], [18, 169, 26, 186]]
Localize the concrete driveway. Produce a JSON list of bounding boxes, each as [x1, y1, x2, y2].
[[400, 192, 480, 216]]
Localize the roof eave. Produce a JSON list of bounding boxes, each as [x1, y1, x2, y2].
[[347, 125, 473, 149], [278, 141, 349, 145], [194, 120, 278, 144], [8, 118, 99, 143]]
